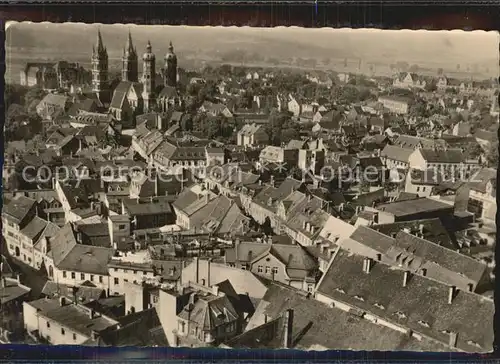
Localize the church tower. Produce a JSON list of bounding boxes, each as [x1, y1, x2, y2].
[[121, 30, 138, 82], [141, 41, 156, 113], [91, 29, 109, 99], [164, 41, 177, 87]]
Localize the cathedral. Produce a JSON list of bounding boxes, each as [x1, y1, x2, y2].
[[90, 29, 181, 128]]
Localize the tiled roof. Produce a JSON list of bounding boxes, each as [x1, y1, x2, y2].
[[393, 231, 486, 288], [3, 196, 36, 224], [376, 197, 452, 217], [20, 216, 48, 241], [372, 218, 455, 250], [28, 298, 118, 338], [123, 197, 173, 216], [468, 168, 496, 194], [241, 283, 449, 351], [0, 278, 31, 305], [419, 149, 465, 164], [177, 291, 239, 331], [316, 249, 493, 352], [41, 281, 105, 303], [97, 307, 168, 346]]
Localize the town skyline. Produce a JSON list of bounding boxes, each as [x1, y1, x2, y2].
[[6, 22, 499, 83]]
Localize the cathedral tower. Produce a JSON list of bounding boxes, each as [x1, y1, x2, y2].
[[141, 41, 156, 112], [122, 30, 138, 82], [91, 29, 109, 98], [164, 41, 177, 87]]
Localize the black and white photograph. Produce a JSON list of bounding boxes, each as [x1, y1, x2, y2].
[[2, 22, 498, 352]]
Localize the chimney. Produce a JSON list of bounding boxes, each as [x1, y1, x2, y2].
[[283, 309, 294, 349], [403, 271, 410, 287], [207, 258, 212, 287], [449, 331, 458, 348], [363, 258, 372, 274], [448, 286, 456, 304], [421, 268, 427, 277], [88, 308, 95, 319], [194, 257, 199, 284], [212, 285, 219, 296], [154, 170, 159, 196], [1, 277, 6, 288], [467, 283, 474, 292]]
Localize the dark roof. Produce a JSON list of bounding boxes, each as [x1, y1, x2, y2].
[[28, 298, 118, 337], [41, 281, 105, 304], [316, 249, 493, 352], [0, 278, 31, 305], [236, 283, 449, 351], [376, 198, 452, 217], [97, 307, 168, 347], [372, 218, 455, 249], [3, 196, 36, 224], [123, 197, 172, 216], [419, 149, 465, 164]]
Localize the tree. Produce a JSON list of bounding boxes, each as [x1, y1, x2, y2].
[[24, 87, 47, 107], [487, 142, 498, 167], [425, 81, 438, 92], [409, 64, 420, 73], [265, 110, 293, 146]]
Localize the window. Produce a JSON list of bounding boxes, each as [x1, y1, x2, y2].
[[71, 272, 75, 279], [80, 273, 85, 280], [416, 187, 420, 192], [114, 278, 119, 285], [307, 284, 314, 293], [124, 269, 128, 273], [118, 224, 126, 230], [258, 265, 263, 273], [114, 268, 118, 272], [61, 328, 65, 335], [124, 279, 129, 283], [272, 267, 278, 274], [143, 271, 147, 275], [90, 275, 94, 282], [63, 271, 67, 278], [73, 333, 77, 341], [46, 321, 51, 328], [99, 276, 103, 283], [265, 266, 270, 274], [133, 270, 137, 274]]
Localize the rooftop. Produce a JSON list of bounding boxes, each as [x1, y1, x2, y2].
[[316, 249, 493, 353], [376, 198, 452, 217]]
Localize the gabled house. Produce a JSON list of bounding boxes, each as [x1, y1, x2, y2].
[[315, 248, 493, 353], [109, 81, 144, 128], [393, 72, 426, 89], [236, 123, 269, 147], [224, 240, 318, 292]]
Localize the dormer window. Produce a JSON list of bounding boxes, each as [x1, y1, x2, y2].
[[395, 311, 407, 319], [417, 320, 430, 328], [354, 295, 365, 301], [373, 302, 385, 310], [335, 287, 345, 294]]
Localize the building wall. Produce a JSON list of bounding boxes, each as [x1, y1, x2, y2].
[[109, 265, 155, 295], [251, 253, 288, 283], [182, 260, 268, 299], [51, 266, 110, 292], [23, 302, 89, 345]]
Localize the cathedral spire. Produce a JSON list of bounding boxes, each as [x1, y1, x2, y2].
[[169, 41, 174, 53], [126, 30, 135, 54], [96, 28, 105, 54]]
